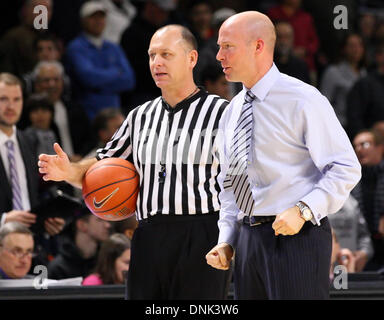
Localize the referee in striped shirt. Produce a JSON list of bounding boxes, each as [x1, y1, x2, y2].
[[38, 25, 230, 299]]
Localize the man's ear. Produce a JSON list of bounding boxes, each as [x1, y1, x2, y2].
[[190, 49, 198, 68], [254, 39, 265, 55]]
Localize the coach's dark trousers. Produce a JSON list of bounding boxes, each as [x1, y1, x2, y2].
[[234, 217, 332, 299], [128, 213, 231, 300]]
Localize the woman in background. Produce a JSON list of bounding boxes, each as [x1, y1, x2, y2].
[[82, 233, 131, 285]]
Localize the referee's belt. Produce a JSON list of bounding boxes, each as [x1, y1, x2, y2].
[[243, 215, 276, 226]]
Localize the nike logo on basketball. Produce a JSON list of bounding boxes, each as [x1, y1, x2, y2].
[[93, 188, 119, 209]]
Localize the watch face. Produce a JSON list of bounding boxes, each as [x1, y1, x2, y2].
[[303, 209, 312, 221]]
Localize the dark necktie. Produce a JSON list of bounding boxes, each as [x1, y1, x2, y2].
[[223, 90, 256, 215], [5, 140, 23, 210]]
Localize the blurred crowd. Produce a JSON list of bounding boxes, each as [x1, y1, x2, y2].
[[1, 0, 384, 287]]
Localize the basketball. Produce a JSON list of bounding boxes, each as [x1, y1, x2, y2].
[[82, 158, 139, 221]]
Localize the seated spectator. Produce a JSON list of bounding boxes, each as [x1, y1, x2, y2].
[[82, 233, 131, 285], [65, 1, 135, 120], [47, 207, 111, 280], [32, 61, 93, 160], [200, 64, 231, 100], [23, 94, 57, 158], [100, 0, 137, 44], [0, 73, 65, 268], [320, 33, 367, 128], [347, 44, 384, 140], [274, 21, 310, 84], [22, 32, 71, 101], [330, 228, 356, 281], [0, 222, 35, 279], [328, 194, 373, 272], [351, 129, 384, 271], [0, 0, 53, 77], [268, 0, 319, 81], [84, 107, 125, 159], [112, 215, 138, 240]]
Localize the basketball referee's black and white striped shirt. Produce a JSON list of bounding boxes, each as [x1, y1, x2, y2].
[[96, 88, 228, 220]]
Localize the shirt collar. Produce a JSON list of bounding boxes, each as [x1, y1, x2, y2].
[[244, 63, 280, 101], [0, 126, 17, 146], [83, 33, 104, 49], [0, 267, 10, 279], [161, 86, 206, 113]]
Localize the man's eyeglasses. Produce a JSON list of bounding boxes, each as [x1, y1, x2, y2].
[[0, 245, 36, 259], [353, 141, 372, 150]]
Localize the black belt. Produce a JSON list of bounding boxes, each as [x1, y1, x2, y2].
[[138, 212, 219, 227], [243, 215, 276, 226]]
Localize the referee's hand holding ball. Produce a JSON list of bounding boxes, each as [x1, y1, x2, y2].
[[206, 243, 234, 270]]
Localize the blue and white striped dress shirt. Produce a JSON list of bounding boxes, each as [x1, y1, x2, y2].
[[217, 63, 362, 247]]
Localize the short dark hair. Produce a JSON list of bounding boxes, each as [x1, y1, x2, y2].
[[93, 107, 124, 133], [33, 32, 60, 51], [354, 128, 384, 146], [94, 233, 131, 284], [112, 216, 138, 234], [25, 93, 54, 115]]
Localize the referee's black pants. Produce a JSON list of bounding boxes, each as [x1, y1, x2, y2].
[[234, 217, 332, 300], [127, 213, 231, 300]]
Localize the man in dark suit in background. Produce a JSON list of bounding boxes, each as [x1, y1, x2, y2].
[[0, 73, 64, 266]]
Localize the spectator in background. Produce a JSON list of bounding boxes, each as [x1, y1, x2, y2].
[[120, 0, 177, 108], [352, 129, 384, 271], [347, 44, 384, 140], [0, 73, 65, 268], [330, 229, 356, 281], [358, 12, 377, 68], [274, 21, 310, 84], [320, 33, 367, 128], [187, 1, 214, 50], [0, 73, 64, 235], [0, 222, 35, 279], [100, 0, 137, 44], [48, 207, 111, 280], [328, 194, 373, 272], [22, 32, 71, 101], [268, 0, 319, 83], [82, 233, 131, 285], [32, 61, 93, 160], [84, 107, 125, 159], [201, 64, 231, 100], [193, 7, 236, 89], [65, 1, 135, 120], [24, 94, 57, 158], [0, 0, 53, 77], [112, 215, 138, 240]]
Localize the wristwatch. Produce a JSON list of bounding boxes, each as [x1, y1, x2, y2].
[[295, 201, 313, 221]]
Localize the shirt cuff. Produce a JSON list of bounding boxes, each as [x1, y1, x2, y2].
[[300, 189, 329, 225]]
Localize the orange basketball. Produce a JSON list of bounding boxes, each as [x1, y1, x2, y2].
[[82, 158, 139, 221]]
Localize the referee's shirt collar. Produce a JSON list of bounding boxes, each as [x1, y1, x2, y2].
[[161, 86, 206, 113]]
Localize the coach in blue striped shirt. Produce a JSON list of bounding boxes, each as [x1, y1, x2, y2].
[[206, 11, 361, 299]]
